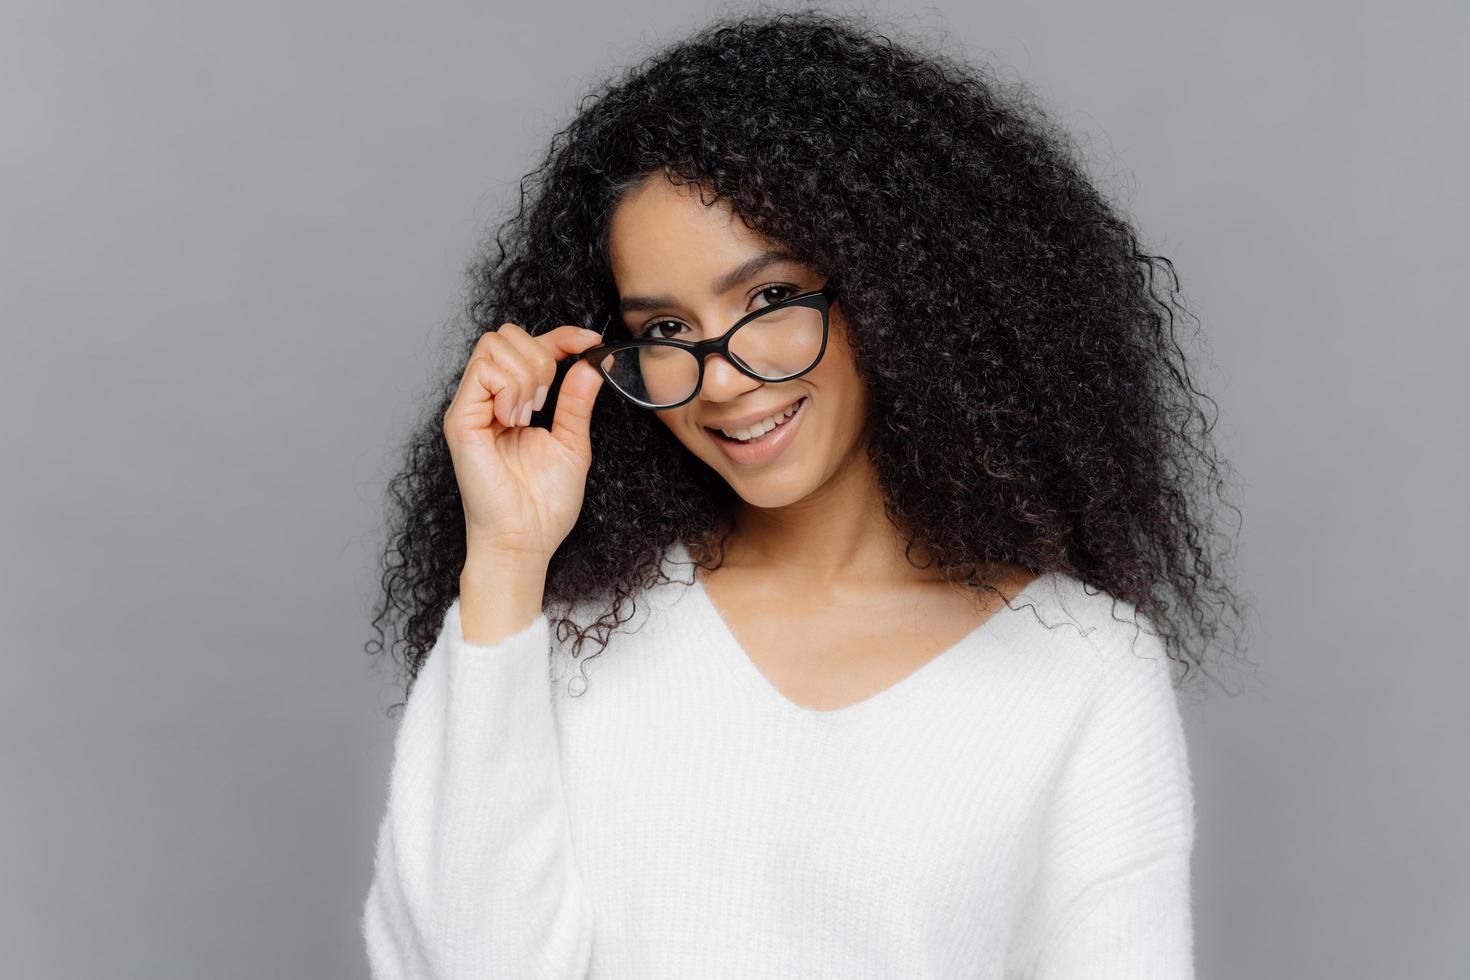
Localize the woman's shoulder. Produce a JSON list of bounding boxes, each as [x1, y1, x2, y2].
[[544, 540, 698, 625], [1007, 569, 1171, 677], [539, 541, 702, 680]]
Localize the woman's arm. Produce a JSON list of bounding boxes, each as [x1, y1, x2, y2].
[[1008, 628, 1197, 979], [360, 582, 595, 979]]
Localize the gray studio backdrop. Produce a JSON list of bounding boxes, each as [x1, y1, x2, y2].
[[3, 1, 1465, 977]]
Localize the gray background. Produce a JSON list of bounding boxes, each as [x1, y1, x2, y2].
[[3, 1, 1465, 977]]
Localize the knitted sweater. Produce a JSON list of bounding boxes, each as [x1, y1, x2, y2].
[[361, 540, 1196, 978]]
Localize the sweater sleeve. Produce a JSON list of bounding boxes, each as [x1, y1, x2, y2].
[[360, 596, 595, 980], [1009, 628, 1197, 979]]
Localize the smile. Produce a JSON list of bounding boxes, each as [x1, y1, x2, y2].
[[704, 396, 809, 466]]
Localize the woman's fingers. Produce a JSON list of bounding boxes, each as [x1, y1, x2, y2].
[[549, 354, 605, 456], [449, 322, 605, 435], [453, 331, 515, 429], [482, 331, 538, 427], [494, 322, 560, 424], [446, 352, 513, 436]]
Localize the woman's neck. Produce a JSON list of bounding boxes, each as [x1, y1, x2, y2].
[[695, 448, 939, 590]]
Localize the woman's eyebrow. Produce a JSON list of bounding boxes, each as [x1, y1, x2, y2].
[[619, 249, 797, 313]]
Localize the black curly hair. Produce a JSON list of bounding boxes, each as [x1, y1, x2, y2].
[[365, 6, 1251, 713]]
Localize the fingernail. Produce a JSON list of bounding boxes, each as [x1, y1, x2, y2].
[[520, 401, 533, 426], [533, 384, 548, 412]]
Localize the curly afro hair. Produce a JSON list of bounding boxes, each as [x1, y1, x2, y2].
[[365, 6, 1251, 713]]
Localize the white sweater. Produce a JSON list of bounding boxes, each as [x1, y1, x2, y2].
[[361, 540, 1196, 979]]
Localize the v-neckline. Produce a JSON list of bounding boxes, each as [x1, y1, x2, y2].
[[668, 540, 1049, 721]]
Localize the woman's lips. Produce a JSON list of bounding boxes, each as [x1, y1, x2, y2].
[[705, 395, 808, 466]]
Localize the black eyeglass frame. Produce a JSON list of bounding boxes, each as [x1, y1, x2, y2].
[[569, 283, 839, 411]]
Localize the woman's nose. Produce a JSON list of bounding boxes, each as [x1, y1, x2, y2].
[[697, 349, 762, 400]]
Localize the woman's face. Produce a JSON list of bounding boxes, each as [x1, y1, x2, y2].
[[606, 174, 870, 509]]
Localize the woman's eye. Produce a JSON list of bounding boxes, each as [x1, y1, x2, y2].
[[754, 284, 797, 307], [636, 285, 799, 338], [638, 319, 685, 340]]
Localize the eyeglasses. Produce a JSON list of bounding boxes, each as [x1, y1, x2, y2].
[[571, 283, 838, 410]]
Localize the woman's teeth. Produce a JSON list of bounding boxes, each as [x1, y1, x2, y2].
[[718, 398, 804, 442]]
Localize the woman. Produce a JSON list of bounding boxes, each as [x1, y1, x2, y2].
[[361, 9, 1247, 979]]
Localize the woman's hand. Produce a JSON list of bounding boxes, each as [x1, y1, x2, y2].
[[442, 321, 608, 567]]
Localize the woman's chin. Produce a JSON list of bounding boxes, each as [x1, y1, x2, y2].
[[718, 464, 819, 509]]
